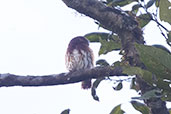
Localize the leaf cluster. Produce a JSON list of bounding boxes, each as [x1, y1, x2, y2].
[[104, 0, 171, 25], [85, 32, 171, 113], [103, 0, 171, 45]]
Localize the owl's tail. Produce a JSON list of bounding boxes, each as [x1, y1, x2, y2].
[[81, 79, 91, 89]]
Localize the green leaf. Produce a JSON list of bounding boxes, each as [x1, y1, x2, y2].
[[132, 89, 162, 100], [110, 104, 125, 114], [96, 59, 110, 66], [136, 13, 152, 28], [112, 61, 122, 67], [131, 101, 150, 114], [60, 109, 70, 114], [94, 21, 104, 29], [118, 60, 170, 96], [130, 78, 138, 91], [122, 66, 153, 84], [91, 77, 104, 101], [135, 44, 171, 80], [145, 0, 155, 9], [169, 108, 171, 113], [99, 36, 121, 55], [85, 32, 121, 55], [132, 4, 141, 15], [155, 78, 171, 91], [162, 91, 171, 101], [107, 0, 135, 7], [155, 0, 160, 7], [167, 31, 171, 42], [122, 65, 171, 91], [84, 32, 110, 42], [113, 82, 123, 91], [152, 44, 170, 53], [135, 44, 171, 91], [159, 0, 171, 24]]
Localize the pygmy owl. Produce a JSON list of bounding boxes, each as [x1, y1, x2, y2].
[[65, 36, 94, 89]]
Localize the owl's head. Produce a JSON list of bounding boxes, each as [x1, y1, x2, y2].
[[67, 36, 90, 52], [69, 36, 89, 46]]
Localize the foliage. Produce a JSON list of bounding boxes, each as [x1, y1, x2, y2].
[[60, 109, 70, 114], [135, 44, 171, 80], [91, 77, 105, 101], [113, 82, 123, 91], [96, 59, 110, 66], [105, 0, 171, 26], [132, 89, 162, 100], [106, 0, 136, 7], [136, 13, 152, 28], [131, 101, 150, 114], [169, 108, 171, 114], [135, 44, 171, 94], [159, 0, 171, 24], [168, 31, 171, 43], [85, 30, 171, 113], [152, 44, 171, 53], [87, 0, 171, 113], [110, 104, 125, 114], [85, 32, 111, 42], [85, 32, 121, 55], [105, 0, 171, 45]]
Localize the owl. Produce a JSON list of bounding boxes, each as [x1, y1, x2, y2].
[[65, 36, 94, 89]]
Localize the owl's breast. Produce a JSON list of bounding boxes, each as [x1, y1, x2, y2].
[[65, 49, 93, 71]]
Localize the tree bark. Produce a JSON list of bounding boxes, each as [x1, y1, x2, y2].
[[62, 0, 144, 42], [0, 66, 125, 87]]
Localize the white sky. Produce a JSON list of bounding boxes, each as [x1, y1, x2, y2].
[[0, 0, 170, 114]]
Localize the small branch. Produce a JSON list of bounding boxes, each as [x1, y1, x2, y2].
[[0, 66, 126, 87], [153, 18, 169, 32], [141, 0, 170, 47], [157, 23, 171, 46]]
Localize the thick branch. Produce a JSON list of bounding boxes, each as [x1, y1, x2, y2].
[[0, 66, 126, 87], [62, 0, 143, 42]]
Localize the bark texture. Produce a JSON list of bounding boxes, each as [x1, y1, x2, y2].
[[0, 66, 125, 87]]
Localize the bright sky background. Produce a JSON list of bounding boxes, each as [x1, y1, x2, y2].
[[0, 0, 170, 114]]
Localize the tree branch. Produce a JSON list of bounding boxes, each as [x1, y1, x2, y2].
[[0, 66, 126, 87], [62, 0, 144, 44]]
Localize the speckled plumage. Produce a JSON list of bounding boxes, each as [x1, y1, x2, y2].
[[65, 36, 94, 89]]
